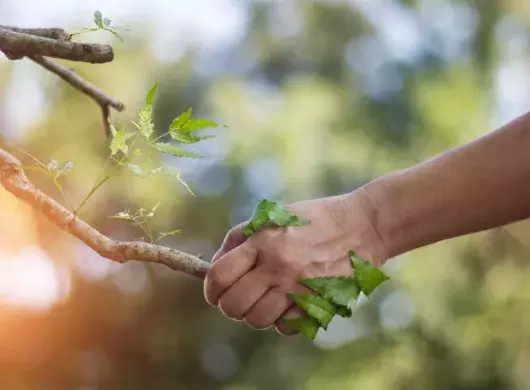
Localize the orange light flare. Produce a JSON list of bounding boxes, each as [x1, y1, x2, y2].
[[0, 184, 156, 376], [0, 186, 74, 371]]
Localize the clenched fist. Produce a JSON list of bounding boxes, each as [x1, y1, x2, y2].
[[203, 189, 388, 335]]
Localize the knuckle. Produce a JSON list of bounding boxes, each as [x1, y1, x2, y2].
[[207, 265, 227, 288], [225, 229, 237, 246], [226, 225, 243, 245], [204, 268, 228, 305], [252, 227, 279, 245]]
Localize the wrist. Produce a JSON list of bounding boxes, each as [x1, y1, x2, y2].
[[331, 188, 390, 267], [361, 168, 437, 260], [360, 172, 407, 260]]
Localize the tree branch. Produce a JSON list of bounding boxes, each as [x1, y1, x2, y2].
[[29, 55, 125, 111], [0, 148, 210, 279], [0, 25, 69, 40], [1, 25, 125, 135], [0, 27, 113, 63]]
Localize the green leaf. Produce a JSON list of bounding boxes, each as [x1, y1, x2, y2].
[[102, 17, 111, 27], [282, 317, 320, 339], [153, 142, 202, 158], [288, 293, 337, 329], [158, 230, 183, 240], [134, 106, 155, 139], [170, 131, 215, 144], [269, 206, 308, 227], [336, 305, 353, 318], [349, 251, 390, 296], [47, 159, 58, 171], [130, 83, 159, 139], [109, 211, 133, 220], [145, 82, 159, 106], [93, 10, 103, 27], [299, 276, 360, 308], [242, 199, 275, 236], [127, 163, 144, 176], [169, 108, 193, 130], [242, 199, 309, 237], [110, 127, 134, 156], [181, 119, 219, 133], [55, 161, 74, 178]]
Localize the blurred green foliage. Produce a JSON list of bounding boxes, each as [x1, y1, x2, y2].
[[1, 0, 530, 389]]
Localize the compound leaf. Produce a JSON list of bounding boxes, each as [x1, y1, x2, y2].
[[110, 126, 134, 156]]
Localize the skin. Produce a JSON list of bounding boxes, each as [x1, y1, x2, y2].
[[204, 111, 530, 335]]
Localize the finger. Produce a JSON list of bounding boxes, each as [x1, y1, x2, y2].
[[212, 223, 247, 263], [243, 287, 293, 330], [218, 268, 271, 321], [245, 281, 313, 331], [275, 305, 307, 336], [204, 241, 257, 306]]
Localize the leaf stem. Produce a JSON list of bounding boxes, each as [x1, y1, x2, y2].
[[132, 217, 153, 243], [148, 131, 169, 145], [75, 134, 141, 215]]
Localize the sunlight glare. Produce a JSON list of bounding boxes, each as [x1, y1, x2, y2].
[[0, 247, 67, 311]]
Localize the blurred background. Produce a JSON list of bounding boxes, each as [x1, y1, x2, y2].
[[1, 0, 530, 389]]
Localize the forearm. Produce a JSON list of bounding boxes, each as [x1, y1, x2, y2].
[[361, 112, 530, 259]]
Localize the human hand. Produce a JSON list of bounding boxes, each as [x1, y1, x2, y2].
[[204, 190, 388, 335]]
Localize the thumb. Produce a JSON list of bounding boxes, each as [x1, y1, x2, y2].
[[212, 223, 247, 263]]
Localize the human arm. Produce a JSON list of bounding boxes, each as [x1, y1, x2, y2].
[[364, 111, 530, 259], [204, 112, 530, 334]]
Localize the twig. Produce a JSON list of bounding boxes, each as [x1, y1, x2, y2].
[[29, 55, 125, 111], [101, 105, 112, 136], [0, 148, 210, 278], [2, 25, 123, 135], [0, 27, 113, 63], [0, 25, 69, 40]]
